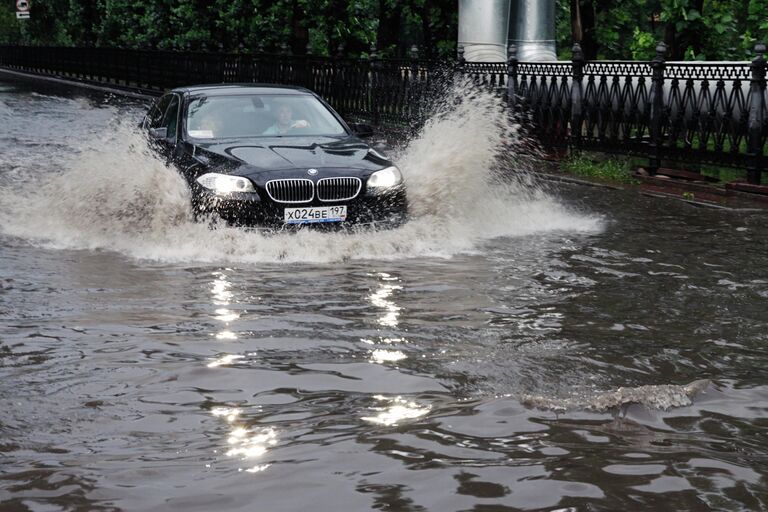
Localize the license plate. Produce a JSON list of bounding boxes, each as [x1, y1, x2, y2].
[[284, 205, 347, 224]]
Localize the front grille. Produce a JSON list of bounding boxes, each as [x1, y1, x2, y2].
[[317, 177, 362, 202], [266, 179, 314, 203]]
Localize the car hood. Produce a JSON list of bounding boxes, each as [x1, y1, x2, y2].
[[193, 136, 389, 173]]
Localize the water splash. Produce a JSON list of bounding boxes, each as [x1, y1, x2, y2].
[[0, 83, 601, 263], [520, 379, 711, 413]]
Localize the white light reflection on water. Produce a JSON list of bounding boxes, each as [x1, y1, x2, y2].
[[362, 337, 405, 346], [210, 271, 240, 340], [207, 354, 245, 368], [214, 308, 240, 322], [210, 406, 277, 473], [363, 336, 408, 365], [211, 272, 234, 304], [211, 407, 242, 423], [226, 427, 278, 458], [370, 349, 407, 364], [362, 395, 431, 426], [369, 272, 402, 327]]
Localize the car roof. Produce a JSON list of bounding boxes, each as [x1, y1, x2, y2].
[[171, 84, 313, 96]]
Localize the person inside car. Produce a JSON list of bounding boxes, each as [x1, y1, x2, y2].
[[263, 104, 310, 135], [188, 110, 224, 138]]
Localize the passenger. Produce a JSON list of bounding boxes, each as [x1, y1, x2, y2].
[[263, 104, 310, 135], [189, 110, 223, 138]]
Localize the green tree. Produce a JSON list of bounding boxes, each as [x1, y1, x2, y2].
[[0, 7, 22, 44], [565, 0, 765, 60]]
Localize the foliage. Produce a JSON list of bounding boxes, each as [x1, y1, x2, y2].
[[0, 7, 21, 44], [2, 0, 765, 60], [561, 154, 639, 184], [630, 27, 656, 59], [2, 0, 456, 57], [561, 0, 766, 60], [700, 166, 751, 183], [555, 0, 572, 59]]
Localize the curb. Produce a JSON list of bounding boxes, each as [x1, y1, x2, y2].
[[0, 67, 158, 100], [538, 171, 768, 212]]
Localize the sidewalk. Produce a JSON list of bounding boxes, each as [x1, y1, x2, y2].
[[539, 163, 768, 212]]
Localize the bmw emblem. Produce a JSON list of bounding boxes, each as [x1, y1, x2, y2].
[[307, 168, 318, 176]]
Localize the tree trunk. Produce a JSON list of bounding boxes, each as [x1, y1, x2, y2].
[[326, 0, 346, 56], [571, 0, 583, 44], [376, 0, 401, 56], [664, 23, 680, 60], [687, 0, 704, 57], [291, 0, 309, 54], [420, 0, 434, 58], [579, 0, 598, 59]]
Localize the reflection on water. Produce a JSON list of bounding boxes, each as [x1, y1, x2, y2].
[[370, 348, 407, 364], [212, 406, 243, 423], [226, 426, 277, 461], [214, 308, 240, 322], [362, 396, 432, 426], [210, 271, 240, 340], [211, 406, 277, 474], [211, 272, 234, 304], [215, 330, 238, 340], [369, 272, 402, 328], [207, 353, 245, 367]]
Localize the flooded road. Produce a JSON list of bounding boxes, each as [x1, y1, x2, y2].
[[1, 75, 767, 511]]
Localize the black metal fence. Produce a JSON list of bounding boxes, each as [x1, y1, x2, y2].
[[0, 45, 445, 129], [508, 43, 768, 185], [0, 43, 765, 184]]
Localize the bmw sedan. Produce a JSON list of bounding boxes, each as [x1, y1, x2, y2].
[[142, 84, 407, 228]]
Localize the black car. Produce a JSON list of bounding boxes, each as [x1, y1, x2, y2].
[[142, 84, 407, 228]]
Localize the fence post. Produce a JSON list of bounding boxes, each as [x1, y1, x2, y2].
[[303, 42, 313, 89], [409, 44, 420, 127], [507, 43, 518, 106], [746, 42, 766, 185], [456, 45, 465, 73], [648, 42, 667, 176], [370, 44, 381, 127], [570, 42, 585, 151]]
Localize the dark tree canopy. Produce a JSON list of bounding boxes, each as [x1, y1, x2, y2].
[[1, 0, 765, 60], [562, 0, 768, 60], [0, 0, 458, 58]]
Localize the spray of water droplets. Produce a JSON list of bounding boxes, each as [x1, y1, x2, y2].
[[0, 81, 601, 263]]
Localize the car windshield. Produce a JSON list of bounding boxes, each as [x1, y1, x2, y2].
[[185, 93, 347, 139]]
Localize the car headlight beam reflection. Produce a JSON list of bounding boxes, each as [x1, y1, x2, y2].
[[196, 173, 256, 195]]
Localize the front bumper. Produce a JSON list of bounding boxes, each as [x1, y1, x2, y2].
[[193, 186, 408, 229]]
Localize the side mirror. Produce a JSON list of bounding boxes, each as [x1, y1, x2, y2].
[[349, 123, 374, 138], [149, 127, 168, 139]]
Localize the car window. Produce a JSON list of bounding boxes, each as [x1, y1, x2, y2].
[[186, 93, 347, 139], [162, 95, 180, 138], [147, 95, 173, 129]]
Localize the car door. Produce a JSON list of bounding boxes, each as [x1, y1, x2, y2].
[[144, 94, 172, 133], [146, 93, 181, 160]]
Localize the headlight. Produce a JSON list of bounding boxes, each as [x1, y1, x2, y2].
[[367, 166, 403, 189], [196, 173, 255, 194]]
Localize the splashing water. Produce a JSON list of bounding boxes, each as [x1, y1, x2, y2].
[[0, 83, 601, 263], [520, 379, 712, 413]]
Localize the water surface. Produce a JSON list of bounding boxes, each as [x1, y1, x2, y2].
[[1, 76, 766, 511]]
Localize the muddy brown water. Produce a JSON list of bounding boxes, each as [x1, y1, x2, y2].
[[1, 76, 767, 511]]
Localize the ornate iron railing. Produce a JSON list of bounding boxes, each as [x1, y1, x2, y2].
[[0, 43, 765, 184], [506, 43, 767, 184]]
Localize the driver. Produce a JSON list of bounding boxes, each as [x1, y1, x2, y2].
[[263, 104, 310, 135]]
